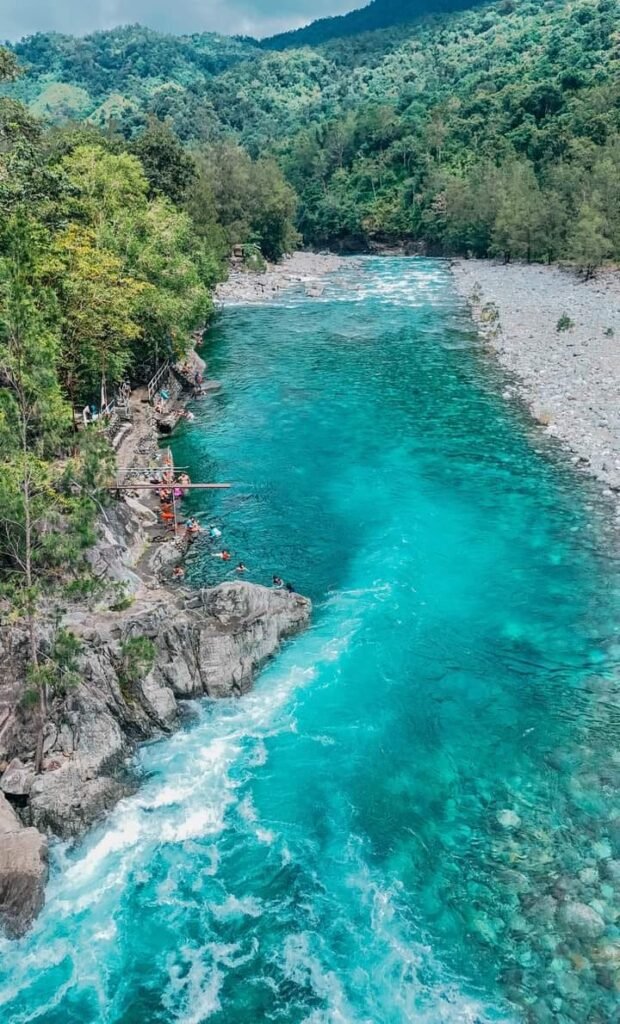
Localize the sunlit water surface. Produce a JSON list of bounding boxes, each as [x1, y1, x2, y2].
[[2, 258, 620, 1024]]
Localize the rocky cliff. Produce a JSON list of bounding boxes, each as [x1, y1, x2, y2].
[[0, 500, 311, 937]]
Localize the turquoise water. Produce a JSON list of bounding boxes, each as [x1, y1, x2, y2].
[[2, 258, 620, 1023]]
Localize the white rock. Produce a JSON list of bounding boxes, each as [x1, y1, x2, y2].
[[497, 809, 521, 829]]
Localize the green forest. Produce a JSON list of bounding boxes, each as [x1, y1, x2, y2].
[[4, 0, 620, 267]]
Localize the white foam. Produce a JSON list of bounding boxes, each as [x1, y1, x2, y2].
[[255, 827, 276, 845], [209, 895, 263, 920], [163, 948, 223, 1024]]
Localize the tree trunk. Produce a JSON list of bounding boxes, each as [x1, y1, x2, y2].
[[18, 385, 46, 775]]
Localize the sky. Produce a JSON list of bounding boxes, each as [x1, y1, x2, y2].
[[3, 0, 364, 42]]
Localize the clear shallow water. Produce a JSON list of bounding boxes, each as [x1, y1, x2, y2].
[[2, 258, 620, 1023]]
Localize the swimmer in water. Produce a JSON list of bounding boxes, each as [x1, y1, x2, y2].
[[212, 550, 231, 561], [236, 562, 247, 573], [272, 575, 284, 588]]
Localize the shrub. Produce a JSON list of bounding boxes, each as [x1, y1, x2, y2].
[[480, 301, 500, 324], [119, 636, 156, 688], [556, 314, 575, 332]]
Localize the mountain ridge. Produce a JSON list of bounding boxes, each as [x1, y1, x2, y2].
[[262, 0, 487, 48]]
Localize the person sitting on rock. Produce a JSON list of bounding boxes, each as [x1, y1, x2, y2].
[[185, 518, 201, 541], [172, 565, 186, 580]]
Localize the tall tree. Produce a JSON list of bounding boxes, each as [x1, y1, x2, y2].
[[0, 214, 69, 769], [491, 159, 546, 263], [131, 118, 197, 206], [565, 201, 612, 279], [48, 224, 144, 411]]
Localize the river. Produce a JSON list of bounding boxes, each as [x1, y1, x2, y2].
[[1, 258, 619, 1023]]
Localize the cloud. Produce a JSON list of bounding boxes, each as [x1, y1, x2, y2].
[[2, 0, 362, 42]]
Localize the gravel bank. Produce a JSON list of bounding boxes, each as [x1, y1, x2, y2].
[[452, 260, 620, 493], [215, 251, 346, 305]]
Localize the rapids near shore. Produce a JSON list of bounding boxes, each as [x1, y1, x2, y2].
[[1, 258, 619, 1023]]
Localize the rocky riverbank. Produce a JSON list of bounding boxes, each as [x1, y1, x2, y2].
[[215, 251, 347, 305], [0, 477, 310, 940], [452, 260, 620, 498]]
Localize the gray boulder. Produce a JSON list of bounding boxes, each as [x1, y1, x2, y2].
[[30, 769, 131, 837], [601, 859, 620, 886], [1, 757, 35, 797], [0, 792, 48, 938], [194, 583, 311, 697]]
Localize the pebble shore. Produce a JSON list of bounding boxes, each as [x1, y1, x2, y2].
[[215, 251, 346, 305], [451, 260, 620, 500]]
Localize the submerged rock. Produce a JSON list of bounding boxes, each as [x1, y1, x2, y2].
[[0, 793, 48, 938], [557, 901, 606, 940], [497, 809, 521, 829], [601, 859, 620, 886]]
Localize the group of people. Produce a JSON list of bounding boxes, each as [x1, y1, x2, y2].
[[172, 513, 294, 591], [177, 361, 206, 399], [152, 444, 294, 593], [152, 457, 193, 527]]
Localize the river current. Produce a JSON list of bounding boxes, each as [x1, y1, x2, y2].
[[2, 258, 620, 1023]]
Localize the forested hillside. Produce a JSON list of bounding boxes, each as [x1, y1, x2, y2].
[[3, 0, 620, 264], [262, 0, 485, 49], [7, 26, 259, 131]]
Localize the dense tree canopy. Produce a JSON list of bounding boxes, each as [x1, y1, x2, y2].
[[3, 0, 619, 264]]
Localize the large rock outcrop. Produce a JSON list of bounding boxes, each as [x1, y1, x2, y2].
[[0, 499, 311, 936], [26, 581, 310, 838]]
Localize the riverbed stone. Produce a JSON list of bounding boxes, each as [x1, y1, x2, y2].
[[557, 901, 606, 940], [578, 866, 599, 886], [601, 859, 620, 885], [526, 895, 557, 924], [497, 809, 521, 829]]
